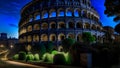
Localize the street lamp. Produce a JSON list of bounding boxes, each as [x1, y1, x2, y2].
[[10, 45, 14, 49]]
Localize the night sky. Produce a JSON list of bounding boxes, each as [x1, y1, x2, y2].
[[0, 0, 117, 38]]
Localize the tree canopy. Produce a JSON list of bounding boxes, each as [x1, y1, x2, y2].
[[115, 23, 120, 34], [104, 0, 120, 22]]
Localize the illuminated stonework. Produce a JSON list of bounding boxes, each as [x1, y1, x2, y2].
[[19, 0, 104, 46]]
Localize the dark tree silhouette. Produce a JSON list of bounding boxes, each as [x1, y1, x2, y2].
[[115, 23, 120, 34], [104, 0, 120, 22]]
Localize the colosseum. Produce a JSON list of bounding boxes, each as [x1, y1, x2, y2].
[[19, 0, 104, 47]]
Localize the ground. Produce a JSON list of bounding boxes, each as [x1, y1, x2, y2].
[[0, 60, 46, 68]]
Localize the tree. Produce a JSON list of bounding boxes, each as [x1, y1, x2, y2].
[[104, 0, 120, 22], [39, 43, 46, 59], [103, 26, 114, 42], [61, 38, 76, 52], [115, 23, 120, 34], [82, 32, 95, 44], [45, 41, 54, 53]]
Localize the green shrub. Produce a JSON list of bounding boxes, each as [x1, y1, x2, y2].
[[62, 38, 76, 52], [39, 43, 46, 60], [18, 51, 26, 60], [42, 53, 53, 63], [51, 50, 58, 55], [53, 54, 66, 65], [82, 32, 95, 44], [26, 54, 34, 61], [13, 54, 19, 60], [34, 54, 40, 61]]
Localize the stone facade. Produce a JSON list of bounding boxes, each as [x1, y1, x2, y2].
[[19, 0, 104, 46]]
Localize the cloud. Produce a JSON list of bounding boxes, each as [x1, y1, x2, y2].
[[9, 24, 18, 28], [0, 0, 31, 18]]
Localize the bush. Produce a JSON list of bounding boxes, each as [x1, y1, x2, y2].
[[45, 42, 54, 53], [53, 54, 66, 65], [42, 53, 53, 63], [34, 54, 40, 61], [82, 32, 95, 44], [18, 51, 26, 60], [13, 54, 19, 60], [51, 50, 58, 55], [62, 38, 76, 52], [39, 43, 46, 60], [26, 53, 34, 61]]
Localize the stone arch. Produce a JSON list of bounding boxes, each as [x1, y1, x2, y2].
[[82, 10, 87, 17], [34, 24, 40, 30], [33, 35, 39, 42], [27, 25, 32, 32], [87, 12, 91, 19], [58, 8, 65, 17], [91, 14, 94, 20], [27, 35, 32, 42], [68, 33, 75, 39], [58, 33, 65, 41], [58, 46, 63, 52], [50, 22, 56, 29], [49, 9, 56, 17], [50, 34, 56, 41], [58, 21, 66, 29], [68, 21, 75, 29], [34, 12, 40, 20], [66, 8, 73, 16], [97, 26, 101, 31], [41, 34, 48, 41], [84, 23, 90, 29], [74, 8, 81, 17], [76, 22, 83, 28], [41, 22, 48, 30], [42, 10, 48, 19], [77, 34, 82, 42], [29, 15, 33, 22], [92, 24, 96, 30], [23, 36, 26, 42]]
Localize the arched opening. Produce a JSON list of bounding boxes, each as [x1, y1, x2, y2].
[[41, 22, 48, 30], [50, 9, 56, 17], [34, 13, 40, 20], [58, 22, 66, 29], [50, 22, 56, 29], [66, 9, 72, 16], [97, 26, 101, 31], [69, 22, 75, 29], [68, 34, 75, 39], [50, 34, 56, 41], [87, 13, 91, 19], [84, 23, 90, 29], [27, 25, 32, 32], [82, 10, 87, 17], [58, 8, 65, 17], [33, 35, 39, 42], [92, 24, 96, 30], [23, 36, 26, 42], [41, 34, 48, 41], [76, 22, 83, 28], [42, 11, 48, 18], [34, 24, 40, 30], [77, 34, 82, 42], [58, 46, 63, 52], [29, 15, 33, 22], [58, 33, 65, 41], [74, 9, 81, 17], [27, 35, 32, 42]]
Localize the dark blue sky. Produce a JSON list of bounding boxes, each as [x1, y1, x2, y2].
[[0, 0, 117, 38]]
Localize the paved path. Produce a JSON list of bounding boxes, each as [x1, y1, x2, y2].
[[0, 60, 46, 68]]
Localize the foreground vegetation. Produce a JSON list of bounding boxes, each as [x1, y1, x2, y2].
[[12, 32, 120, 68]]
